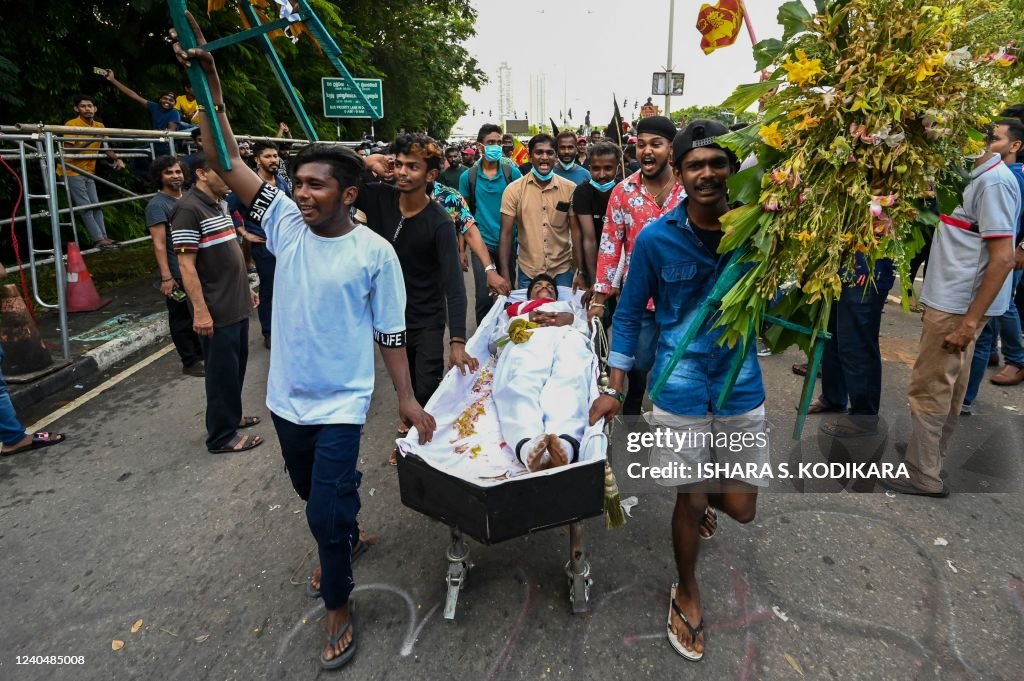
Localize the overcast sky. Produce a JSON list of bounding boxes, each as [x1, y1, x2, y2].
[[452, 0, 800, 136]]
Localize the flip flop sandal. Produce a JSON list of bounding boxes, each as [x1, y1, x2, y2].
[[319, 606, 357, 670], [307, 540, 373, 598], [820, 419, 877, 438], [238, 416, 261, 429], [667, 583, 705, 662], [209, 434, 263, 454], [1, 432, 65, 457], [699, 507, 717, 540]]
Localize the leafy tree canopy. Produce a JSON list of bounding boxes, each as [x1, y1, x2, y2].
[[670, 104, 757, 127], [0, 0, 485, 141]]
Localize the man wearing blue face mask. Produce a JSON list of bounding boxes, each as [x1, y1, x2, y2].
[[499, 133, 578, 291], [553, 131, 592, 185], [459, 123, 522, 324], [570, 141, 622, 314]]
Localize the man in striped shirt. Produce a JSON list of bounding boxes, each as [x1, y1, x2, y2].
[[170, 152, 263, 454]]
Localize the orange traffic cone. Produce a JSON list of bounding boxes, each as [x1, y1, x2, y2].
[[65, 242, 111, 312], [0, 283, 53, 375]]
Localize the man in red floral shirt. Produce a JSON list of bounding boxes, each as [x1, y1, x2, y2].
[[587, 116, 685, 414]]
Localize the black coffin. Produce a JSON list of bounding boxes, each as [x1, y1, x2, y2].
[[397, 453, 605, 545]]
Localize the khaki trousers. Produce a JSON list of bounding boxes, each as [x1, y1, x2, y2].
[[905, 307, 987, 491]]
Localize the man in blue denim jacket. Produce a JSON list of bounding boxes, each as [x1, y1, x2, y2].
[[590, 120, 766, 662]]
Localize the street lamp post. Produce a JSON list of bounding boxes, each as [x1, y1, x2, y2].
[[664, 0, 675, 117]]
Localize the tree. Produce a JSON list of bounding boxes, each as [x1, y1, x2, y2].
[[0, 0, 484, 141], [670, 105, 757, 127]]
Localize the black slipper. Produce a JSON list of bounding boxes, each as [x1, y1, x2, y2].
[[238, 416, 261, 429], [319, 607, 357, 670], [307, 538, 374, 598], [208, 434, 263, 454], [1, 432, 65, 457]]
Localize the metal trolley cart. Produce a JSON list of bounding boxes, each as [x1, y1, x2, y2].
[[396, 296, 611, 620]]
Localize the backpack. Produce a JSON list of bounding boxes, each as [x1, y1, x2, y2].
[[466, 159, 514, 215]]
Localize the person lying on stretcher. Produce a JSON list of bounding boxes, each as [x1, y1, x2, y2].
[[489, 274, 592, 472]]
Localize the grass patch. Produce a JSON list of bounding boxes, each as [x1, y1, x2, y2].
[[2, 242, 157, 306]]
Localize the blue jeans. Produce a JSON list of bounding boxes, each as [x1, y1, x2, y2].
[[251, 243, 276, 338], [964, 269, 1024, 405], [624, 310, 659, 415], [0, 346, 27, 445], [272, 414, 362, 610], [516, 268, 573, 291], [820, 283, 888, 415]]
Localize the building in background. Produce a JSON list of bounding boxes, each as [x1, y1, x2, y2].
[[529, 72, 546, 127], [498, 62, 514, 124]]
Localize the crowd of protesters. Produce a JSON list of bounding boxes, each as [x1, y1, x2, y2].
[[6, 40, 1023, 672]]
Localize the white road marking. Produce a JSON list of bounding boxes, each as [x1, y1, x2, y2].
[[27, 344, 176, 432]]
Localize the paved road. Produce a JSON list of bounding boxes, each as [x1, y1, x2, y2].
[[2, 294, 1022, 680]]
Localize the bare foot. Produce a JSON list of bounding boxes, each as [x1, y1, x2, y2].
[[670, 584, 705, 658], [322, 604, 353, 663], [545, 434, 569, 467], [698, 506, 717, 539], [310, 566, 321, 593], [525, 435, 550, 471]]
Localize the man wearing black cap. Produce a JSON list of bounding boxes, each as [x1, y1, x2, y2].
[[588, 115, 686, 415], [590, 120, 767, 663]]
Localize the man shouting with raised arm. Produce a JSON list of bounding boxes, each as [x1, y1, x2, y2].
[[173, 16, 435, 671]]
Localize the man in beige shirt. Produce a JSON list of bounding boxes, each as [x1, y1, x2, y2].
[[499, 133, 578, 290]]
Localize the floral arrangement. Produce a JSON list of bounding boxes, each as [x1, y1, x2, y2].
[[712, 0, 1024, 348]]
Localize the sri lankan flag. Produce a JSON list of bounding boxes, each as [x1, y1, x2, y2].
[[511, 138, 530, 167], [696, 0, 744, 55]]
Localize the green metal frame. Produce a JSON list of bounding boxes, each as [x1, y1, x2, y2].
[[167, 0, 382, 169], [648, 249, 831, 439]]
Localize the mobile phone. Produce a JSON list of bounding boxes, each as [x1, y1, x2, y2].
[[93, 67, 108, 76]]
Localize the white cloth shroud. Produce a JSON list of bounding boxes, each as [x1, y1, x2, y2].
[[397, 287, 607, 486]]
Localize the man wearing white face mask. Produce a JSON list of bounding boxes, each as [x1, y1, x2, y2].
[[459, 123, 522, 324], [553, 130, 592, 185]]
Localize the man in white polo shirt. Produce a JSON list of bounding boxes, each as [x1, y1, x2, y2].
[[883, 145, 1021, 497]]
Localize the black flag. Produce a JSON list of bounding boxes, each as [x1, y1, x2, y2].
[[568, 108, 573, 120], [550, 118, 560, 137], [604, 96, 624, 146]]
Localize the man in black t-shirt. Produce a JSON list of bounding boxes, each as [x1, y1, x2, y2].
[[361, 136, 474, 463], [145, 155, 203, 376], [571, 142, 623, 292]]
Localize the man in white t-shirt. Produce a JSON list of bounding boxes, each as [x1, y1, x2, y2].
[[883, 147, 1021, 497], [175, 28, 435, 671]]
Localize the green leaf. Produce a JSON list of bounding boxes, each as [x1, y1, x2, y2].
[[778, 0, 812, 41], [727, 164, 763, 205], [720, 204, 765, 251], [752, 38, 785, 71], [721, 80, 782, 113]]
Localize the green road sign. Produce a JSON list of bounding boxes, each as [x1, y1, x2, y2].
[[321, 77, 383, 119]]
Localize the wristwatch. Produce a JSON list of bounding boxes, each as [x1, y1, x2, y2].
[[599, 386, 625, 404], [484, 264, 497, 272]]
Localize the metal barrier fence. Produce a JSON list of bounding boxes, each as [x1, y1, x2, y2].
[[0, 123, 354, 360]]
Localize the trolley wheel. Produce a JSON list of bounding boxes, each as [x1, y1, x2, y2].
[[565, 559, 592, 614], [443, 529, 471, 621]]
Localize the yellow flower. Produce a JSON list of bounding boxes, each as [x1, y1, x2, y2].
[[796, 230, 813, 244], [759, 122, 784, 150], [962, 137, 986, 155], [793, 114, 820, 132], [912, 52, 946, 82], [782, 49, 824, 87]]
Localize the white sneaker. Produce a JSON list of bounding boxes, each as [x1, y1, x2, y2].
[[756, 337, 771, 357]]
